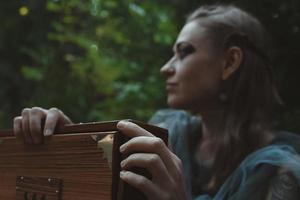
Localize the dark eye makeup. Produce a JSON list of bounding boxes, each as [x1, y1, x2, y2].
[[176, 42, 196, 59]]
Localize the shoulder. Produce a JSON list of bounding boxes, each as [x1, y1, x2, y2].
[[148, 109, 200, 129], [214, 132, 300, 199], [239, 131, 300, 171], [271, 131, 300, 154], [148, 109, 201, 142], [264, 131, 300, 199]]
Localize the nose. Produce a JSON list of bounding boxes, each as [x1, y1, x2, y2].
[[160, 57, 175, 77]]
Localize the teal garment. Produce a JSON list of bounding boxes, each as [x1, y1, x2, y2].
[[149, 109, 300, 200]]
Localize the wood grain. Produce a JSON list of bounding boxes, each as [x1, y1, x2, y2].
[[0, 132, 114, 200], [0, 120, 168, 200]]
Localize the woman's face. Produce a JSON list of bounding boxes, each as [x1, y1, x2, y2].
[[161, 21, 225, 112]]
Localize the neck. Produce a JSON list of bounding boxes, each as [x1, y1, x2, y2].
[[193, 108, 224, 166], [196, 107, 225, 140]]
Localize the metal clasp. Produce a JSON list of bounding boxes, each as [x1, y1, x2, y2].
[[16, 176, 63, 200]]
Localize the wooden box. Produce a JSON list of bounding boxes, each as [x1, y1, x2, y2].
[[0, 120, 168, 200]]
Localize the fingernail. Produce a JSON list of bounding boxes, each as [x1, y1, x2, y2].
[[120, 170, 126, 178], [44, 129, 52, 137], [120, 160, 125, 168], [117, 121, 127, 129], [119, 144, 125, 153]]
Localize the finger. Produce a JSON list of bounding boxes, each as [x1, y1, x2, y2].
[[120, 136, 182, 180], [50, 107, 73, 127], [43, 108, 61, 136], [13, 116, 23, 140], [21, 108, 33, 144], [121, 153, 170, 181], [57, 110, 73, 126], [117, 121, 154, 137], [29, 107, 46, 144], [120, 136, 172, 163], [120, 170, 162, 200], [43, 107, 72, 136]]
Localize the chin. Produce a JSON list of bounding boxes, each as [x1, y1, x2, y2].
[[167, 96, 187, 109], [167, 96, 203, 113]]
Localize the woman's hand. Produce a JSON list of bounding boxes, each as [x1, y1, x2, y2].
[[117, 121, 188, 200], [13, 107, 73, 144]]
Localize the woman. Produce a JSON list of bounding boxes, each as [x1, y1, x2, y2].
[[14, 4, 300, 200]]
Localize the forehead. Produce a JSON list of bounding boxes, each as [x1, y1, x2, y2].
[[175, 21, 208, 46]]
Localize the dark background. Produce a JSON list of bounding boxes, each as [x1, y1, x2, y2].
[[0, 0, 299, 132]]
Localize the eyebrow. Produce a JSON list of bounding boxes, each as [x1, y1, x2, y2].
[[173, 41, 195, 52]]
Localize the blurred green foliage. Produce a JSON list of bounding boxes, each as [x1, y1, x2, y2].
[[0, 0, 177, 126], [0, 0, 299, 132]]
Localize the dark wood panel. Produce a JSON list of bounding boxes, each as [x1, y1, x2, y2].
[[0, 132, 113, 200], [0, 120, 168, 200]]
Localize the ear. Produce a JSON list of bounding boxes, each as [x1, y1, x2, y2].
[[221, 46, 243, 80]]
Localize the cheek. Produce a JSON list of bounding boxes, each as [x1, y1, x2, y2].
[[180, 56, 220, 84], [178, 57, 223, 101]]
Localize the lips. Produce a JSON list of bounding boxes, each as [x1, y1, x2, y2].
[[166, 82, 177, 91]]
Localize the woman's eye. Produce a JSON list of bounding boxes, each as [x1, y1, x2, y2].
[[178, 46, 195, 59]]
